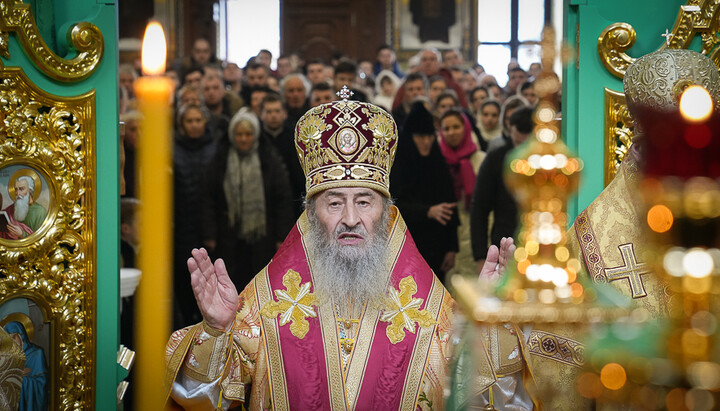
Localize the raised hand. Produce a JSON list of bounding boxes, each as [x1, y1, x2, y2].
[[478, 237, 516, 281], [188, 248, 238, 331]]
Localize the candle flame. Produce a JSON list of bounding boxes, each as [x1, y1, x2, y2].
[[141, 22, 167, 76]]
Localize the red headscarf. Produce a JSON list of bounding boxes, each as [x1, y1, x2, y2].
[[438, 111, 478, 207]]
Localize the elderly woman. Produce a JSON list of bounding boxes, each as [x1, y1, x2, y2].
[[173, 103, 219, 327], [202, 110, 293, 291]]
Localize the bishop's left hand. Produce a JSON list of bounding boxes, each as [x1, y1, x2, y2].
[[478, 237, 516, 282]]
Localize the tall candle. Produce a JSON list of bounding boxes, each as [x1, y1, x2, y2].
[[134, 21, 173, 411]]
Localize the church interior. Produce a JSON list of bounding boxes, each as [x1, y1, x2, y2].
[[0, 0, 718, 409]]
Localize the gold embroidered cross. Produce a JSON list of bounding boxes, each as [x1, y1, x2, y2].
[[381, 276, 436, 344], [603, 243, 650, 298], [260, 270, 317, 339]]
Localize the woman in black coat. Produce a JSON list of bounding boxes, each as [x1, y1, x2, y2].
[[390, 101, 460, 283], [173, 103, 219, 327], [202, 110, 294, 291]]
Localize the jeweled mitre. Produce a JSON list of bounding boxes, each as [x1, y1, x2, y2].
[[294, 99, 398, 198]]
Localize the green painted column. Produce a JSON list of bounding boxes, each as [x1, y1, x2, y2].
[[563, 0, 686, 220], [3, 1, 119, 408]]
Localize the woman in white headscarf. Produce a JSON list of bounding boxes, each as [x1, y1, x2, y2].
[[202, 110, 294, 291], [373, 70, 401, 111]]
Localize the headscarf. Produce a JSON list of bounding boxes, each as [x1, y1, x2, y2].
[[438, 111, 478, 206], [476, 100, 503, 141], [373, 70, 401, 111], [224, 110, 266, 241]]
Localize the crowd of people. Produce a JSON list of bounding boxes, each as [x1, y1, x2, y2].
[[118, 38, 545, 329]]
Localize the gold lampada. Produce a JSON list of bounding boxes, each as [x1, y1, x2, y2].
[[453, 27, 593, 321]]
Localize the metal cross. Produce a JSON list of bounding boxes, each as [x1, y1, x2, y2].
[[336, 85, 354, 101], [603, 243, 650, 298], [661, 29, 674, 46]]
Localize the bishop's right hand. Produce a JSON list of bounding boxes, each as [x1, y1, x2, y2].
[[188, 248, 238, 331]]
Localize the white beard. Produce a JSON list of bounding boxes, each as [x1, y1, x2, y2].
[[13, 194, 29, 222], [306, 205, 391, 317]]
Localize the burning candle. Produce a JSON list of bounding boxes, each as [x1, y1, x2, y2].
[[134, 21, 173, 411]]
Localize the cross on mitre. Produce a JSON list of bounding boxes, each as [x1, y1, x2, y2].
[[661, 28, 674, 46], [337, 85, 354, 101]]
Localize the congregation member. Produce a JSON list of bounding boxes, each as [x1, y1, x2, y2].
[[373, 69, 401, 111], [373, 44, 404, 77], [441, 48, 463, 68], [519, 81, 538, 106], [118, 63, 138, 100], [247, 87, 272, 117], [242, 62, 271, 103], [333, 60, 369, 102], [461, 69, 478, 93], [279, 73, 310, 128], [305, 59, 329, 85], [188, 38, 217, 69], [435, 91, 487, 152], [309, 82, 335, 108], [275, 54, 294, 78], [119, 110, 142, 198], [391, 72, 427, 129], [438, 109, 484, 208], [181, 66, 204, 91], [201, 111, 294, 291], [221, 61, 243, 96], [503, 67, 529, 98], [493, 95, 528, 150], [470, 107, 533, 270], [469, 85, 489, 114], [201, 70, 243, 121], [172, 103, 219, 327], [477, 99, 503, 141], [417, 49, 468, 107], [427, 75, 448, 107], [259, 93, 306, 217], [391, 102, 459, 282]]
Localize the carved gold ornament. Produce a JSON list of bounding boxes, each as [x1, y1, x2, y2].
[[260, 270, 317, 339], [0, 0, 103, 81], [598, 1, 720, 79], [0, 68, 95, 407], [381, 276, 436, 344], [604, 88, 634, 185]]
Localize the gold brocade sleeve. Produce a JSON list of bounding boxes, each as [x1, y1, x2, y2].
[[164, 279, 268, 407]]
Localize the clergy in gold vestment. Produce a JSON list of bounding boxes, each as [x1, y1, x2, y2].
[[525, 48, 720, 410], [163, 91, 537, 409]]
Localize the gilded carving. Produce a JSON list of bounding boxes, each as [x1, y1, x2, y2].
[[0, 0, 103, 81], [597, 23, 637, 79], [0, 68, 95, 408], [604, 88, 634, 186], [598, 1, 720, 79]]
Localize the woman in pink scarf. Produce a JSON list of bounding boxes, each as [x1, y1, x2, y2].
[[438, 109, 482, 208]]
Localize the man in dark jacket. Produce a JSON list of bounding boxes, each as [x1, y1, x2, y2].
[[260, 93, 306, 217], [470, 107, 533, 271]]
